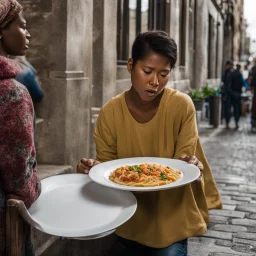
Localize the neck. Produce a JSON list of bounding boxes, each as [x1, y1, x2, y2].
[[127, 86, 164, 111], [0, 43, 8, 57]]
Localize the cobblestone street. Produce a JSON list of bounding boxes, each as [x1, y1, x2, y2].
[[188, 116, 256, 256]]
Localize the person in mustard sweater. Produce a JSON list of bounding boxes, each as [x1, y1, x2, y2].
[[77, 31, 222, 256]]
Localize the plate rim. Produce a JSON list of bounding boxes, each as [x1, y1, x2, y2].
[[89, 157, 200, 192], [27, 174, 137, 238]]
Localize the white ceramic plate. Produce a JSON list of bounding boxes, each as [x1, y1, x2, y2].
[[89, 157, 200, 192], [18, 174, 137, 239]]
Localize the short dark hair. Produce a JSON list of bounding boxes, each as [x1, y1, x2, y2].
[[225, 60, 233, 66], [131, 31, 177, 69]]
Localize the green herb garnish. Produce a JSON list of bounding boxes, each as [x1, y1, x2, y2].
[[129, 166, 135, 171], [167, 166, 171, 169], [160, 172, 167, 180], [137, 169, 143, 174], [129, 165, 143, 174]]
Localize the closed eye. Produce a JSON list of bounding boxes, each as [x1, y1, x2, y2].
[[143, 70, 151, 75]]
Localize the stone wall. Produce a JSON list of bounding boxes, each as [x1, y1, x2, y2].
[[19, 0, 226, 166], [92, 0, 117, 107], [20, 0, 93, 168], [222, 0, 245, 64]]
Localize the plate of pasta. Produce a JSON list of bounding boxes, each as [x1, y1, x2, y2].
[[89, 157, 200, 192]]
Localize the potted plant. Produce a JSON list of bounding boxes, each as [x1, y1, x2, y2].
[[202, 85, 219, 99], [188, 89, 205, 111], [202, 85, 221, 127]]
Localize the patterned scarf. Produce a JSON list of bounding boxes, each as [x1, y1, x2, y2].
[[0, 0, 23, 30]]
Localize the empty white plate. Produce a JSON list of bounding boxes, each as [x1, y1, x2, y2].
[[18, 174, 137, 239], [89, 157, 200, 192]]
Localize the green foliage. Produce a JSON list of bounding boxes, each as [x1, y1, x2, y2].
[[188, 89, 205, 101], [202, 85, 219, 97], [188, 86, 220, 101]]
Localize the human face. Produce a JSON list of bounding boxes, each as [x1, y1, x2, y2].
[[1, 12, 30, 56], [127, 53, 171, 102]]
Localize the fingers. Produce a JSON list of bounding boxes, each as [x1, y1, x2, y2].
[[195, 177, 202, 183], [197, 161, 204, 171], [180, 155, 204, 171], [81, 158, 94, 166], [196, 170, 203, 182], [93, 160, 100, 166], [84, 169, 89, 174], [77, 158, 101, 174], [179, 155, 197, 164], [76, 162, 89, 174]]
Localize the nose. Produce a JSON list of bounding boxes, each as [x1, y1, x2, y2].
[[26, 31, 31, 39], [150, 73, 159, 87]]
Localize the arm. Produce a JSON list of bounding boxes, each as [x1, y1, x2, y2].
[[77, 105, 117, 173], [94, 107, 117, 162], [173, 95, 199, 159], [242, 76, 248, 89], [0, 85, 41, 208], [24, 71, 44, 103]]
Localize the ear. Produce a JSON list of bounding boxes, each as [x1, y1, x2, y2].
[[127, 58, 133, 74]]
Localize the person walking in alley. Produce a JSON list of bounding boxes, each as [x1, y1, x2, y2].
[[222, 60, 234, 87], [221, 60, 234, 128], [0, 1, 41, 255], [77, 31, 222, 256], [249, 59, 256, 132], [242, 64, 249, 89], [225, 64, 244, 129]]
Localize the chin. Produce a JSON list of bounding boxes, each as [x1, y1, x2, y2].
[[8, 51, 25, 57], [140, 95, 156, 102]]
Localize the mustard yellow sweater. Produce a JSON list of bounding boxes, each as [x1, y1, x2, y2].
[[94, 88, 222, 248]]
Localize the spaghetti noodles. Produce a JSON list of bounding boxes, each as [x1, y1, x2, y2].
[[109, 163, 181, 187]]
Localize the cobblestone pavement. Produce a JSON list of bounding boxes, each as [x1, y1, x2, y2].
[[188, 116, 256, 256]]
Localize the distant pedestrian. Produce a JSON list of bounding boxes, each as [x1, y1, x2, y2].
[[242, 64, 249, 80], [242, 64, 249, 89], [225, 64, 244, 129], [221, 60, 234, 94], [221, 60, 234, 128], [14, 55, 44, 104], [249, 59, 256, 132]]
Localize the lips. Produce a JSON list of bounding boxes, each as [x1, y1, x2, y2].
[[146, 89, 157, 94], [25, 40, 29, 49], [145, 89, 157, 97]]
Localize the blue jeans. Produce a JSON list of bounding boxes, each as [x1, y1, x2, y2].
[[224, 94, 241, 124], [117, 236, 187, 256]]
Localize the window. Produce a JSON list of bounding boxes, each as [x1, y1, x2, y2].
[[208, 14, 213, 78], [117, 0, 168, 63], [179, 0, 186, 66], [148, 0, 167, 31], [216, 21, 220, 78]]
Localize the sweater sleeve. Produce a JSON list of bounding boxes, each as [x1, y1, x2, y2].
[[23, 70, 44, 103], [173, 94, 199, 159], [0, 84, 41, 208], [94, 106, 117, 162]]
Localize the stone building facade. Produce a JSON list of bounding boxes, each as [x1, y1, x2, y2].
[[222, 0, 246, 65], [19, 0, 246, 167], [17, 0, 245, 254]]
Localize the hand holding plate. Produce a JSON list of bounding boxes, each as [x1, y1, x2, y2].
[[76, 158, 100, 174], [179, 155, 203, 182]]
